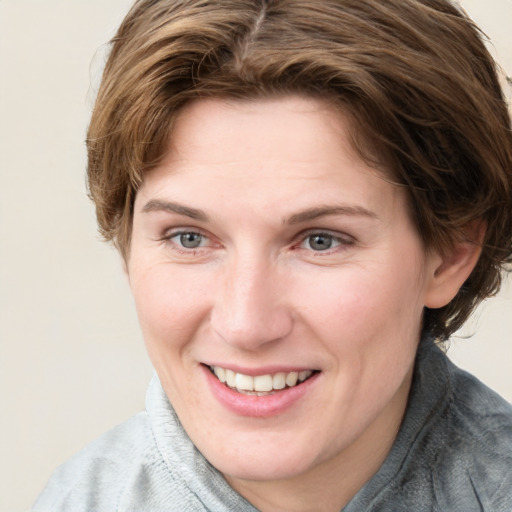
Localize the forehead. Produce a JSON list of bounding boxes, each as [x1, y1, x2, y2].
[[167, 96, 357, 163], [136, 95, 406, 221]]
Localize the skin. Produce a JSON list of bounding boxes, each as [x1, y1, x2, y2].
[[127, 96, 480, 511]]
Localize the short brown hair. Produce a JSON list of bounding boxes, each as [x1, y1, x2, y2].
[[87, 0, 512, 340]]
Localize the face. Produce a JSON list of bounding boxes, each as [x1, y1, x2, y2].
[[128, 96, 440, 486]]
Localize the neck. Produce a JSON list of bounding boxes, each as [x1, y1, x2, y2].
[[225, 368, 413, 512]]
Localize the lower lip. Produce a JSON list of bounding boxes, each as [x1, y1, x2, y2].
[[202, 365, 320, 418]]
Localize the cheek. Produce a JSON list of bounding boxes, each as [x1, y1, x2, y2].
[[296, 259, 426, 345], [130, 262, 212, 346], [130, 264, 213, 405]]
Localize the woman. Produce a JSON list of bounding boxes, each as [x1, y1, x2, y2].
[[33, 0, 512, 510]]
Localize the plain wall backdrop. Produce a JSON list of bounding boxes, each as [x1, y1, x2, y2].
[[0, 1, 510, 510]]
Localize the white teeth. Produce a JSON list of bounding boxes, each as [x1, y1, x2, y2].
[[214, 366, 226, 383], [285, 371, 298, 387], [254, 374, 273, 392], [272, 372, 286, 390], [225, 369, 236, 388], [235, 373, 254, 391], [210, 366, 315, 393]]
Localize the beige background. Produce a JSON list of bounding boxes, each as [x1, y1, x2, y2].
[[0, 1, 510, 511]]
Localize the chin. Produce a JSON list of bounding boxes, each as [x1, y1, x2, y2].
[[215, 452, 314, 482], [195, 427, 327, 482]]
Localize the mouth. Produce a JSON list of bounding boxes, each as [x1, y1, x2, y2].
[[209, 365, 318, 396]]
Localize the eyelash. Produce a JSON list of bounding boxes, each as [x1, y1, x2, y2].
[[159, 228, 354, 255]]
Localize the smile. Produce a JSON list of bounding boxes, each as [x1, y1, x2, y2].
[[209, 366, 316, 395]]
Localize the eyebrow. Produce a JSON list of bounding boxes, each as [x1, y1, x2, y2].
[[141, 199, 209, 221], [142, 199, 378, 225], [287, 205, 378, 224]]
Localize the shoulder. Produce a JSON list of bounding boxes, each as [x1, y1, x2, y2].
[[31, 402, 221, 512], [357, 343, 512, 512], [31, 412, 155, 511], [430, 361, 512, 509], [30, 411, 209, 512]]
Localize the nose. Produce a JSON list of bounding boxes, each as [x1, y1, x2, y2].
[[210, 255, 293, 351]]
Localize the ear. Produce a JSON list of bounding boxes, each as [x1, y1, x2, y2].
[[424, 222, 485, 309]]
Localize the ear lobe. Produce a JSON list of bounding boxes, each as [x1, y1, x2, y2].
[[424, 223, 485, 309]]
